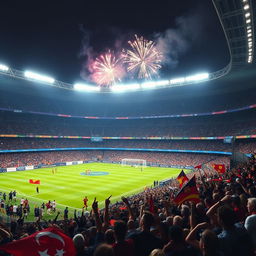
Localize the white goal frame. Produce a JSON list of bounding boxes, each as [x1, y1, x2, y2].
[[121, 158, 147, 167]]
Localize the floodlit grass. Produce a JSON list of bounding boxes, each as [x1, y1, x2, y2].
[[0, 163, 188, 221]]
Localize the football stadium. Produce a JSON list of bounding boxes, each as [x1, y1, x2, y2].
[[0, 0, 256, 255]]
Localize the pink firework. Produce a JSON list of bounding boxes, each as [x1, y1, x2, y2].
[[90, 51, 125, 86]]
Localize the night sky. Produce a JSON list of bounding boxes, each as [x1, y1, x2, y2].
[[0, 0, 229, 84]]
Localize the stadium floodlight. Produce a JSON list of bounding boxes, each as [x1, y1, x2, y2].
[[24, 71, 55, 84], [247, 29, 252, 33], [248, 38, 252, 42], [73, 83, 100, 92], [111, 83, 140, 92], [170, 77, 185, 84], [244, 4, 249, 10], [246, 19, 251, 24], [245, 12, 250, 18], [154, 80, 169, 86], [247, 33, 252, 37], [141, 81, 157, 88], [185, 73, 209, 82], [242, 0, 248, 3], [0, 64, 9, 71]]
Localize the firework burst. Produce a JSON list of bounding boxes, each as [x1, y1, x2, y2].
[[90, 51, 124, 86], [123, 35, 162, 79]]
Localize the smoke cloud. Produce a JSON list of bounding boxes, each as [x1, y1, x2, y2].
[[155, 7, 205, 68]]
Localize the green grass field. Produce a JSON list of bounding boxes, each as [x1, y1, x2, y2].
[[0, 163, 187, 221]]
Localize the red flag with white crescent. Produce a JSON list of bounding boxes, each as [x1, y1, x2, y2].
[[0, 227, 76, 256]]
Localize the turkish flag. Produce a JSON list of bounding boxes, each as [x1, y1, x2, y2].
[[0, 227, 76, 256]]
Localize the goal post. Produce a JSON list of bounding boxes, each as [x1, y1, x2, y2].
[[121, 158, 147, 167]]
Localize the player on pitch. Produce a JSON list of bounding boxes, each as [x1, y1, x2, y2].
[[83, 196, 88, 210]]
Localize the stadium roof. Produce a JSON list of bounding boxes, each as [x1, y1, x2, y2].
[[213, 0, 254, 66]]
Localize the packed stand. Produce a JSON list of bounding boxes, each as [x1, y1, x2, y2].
[[0, 109, 256, 137], [0, 151, 230, 169], [0, 154, 256, 255], [0, 138, 255, 154]]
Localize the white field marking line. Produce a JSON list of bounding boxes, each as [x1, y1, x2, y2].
[[1, 177, 30, 182], [29, 188, 65, 197], [98, 186, 146, 203], [0, 188, 25, 197], [1, 176, 65, 189], [20, 192, 80, 211], [0, 187, 81, 210], [25, 195, 81, 210]]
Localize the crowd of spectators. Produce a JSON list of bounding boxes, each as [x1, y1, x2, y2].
[[0, 151, 99, 169], [0, 138, 255, 154], [0, 109, 256, 137], [0, 138, 254, 168], [0, 154, 256, 255], [0, 151, 230, 169]]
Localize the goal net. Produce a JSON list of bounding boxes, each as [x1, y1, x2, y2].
[[121, 158, 147, 167]]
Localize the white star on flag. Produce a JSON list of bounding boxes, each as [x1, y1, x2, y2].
[[55, 249, 65, 256], [38, 249, 50, 256]]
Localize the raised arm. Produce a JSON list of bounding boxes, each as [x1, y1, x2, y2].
[[206, 195, 230, 219], [103, 195, 112, 230], [53, 211, 60, 223], [121, 196, 135, 220], [0, 227, 11, 241], [186, 222, 208, 249], [189, 202, 196, 230], [74, 209, 78, 222], [92, 197, 102, 232]]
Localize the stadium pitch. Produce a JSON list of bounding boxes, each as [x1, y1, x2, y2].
[[0, 163, 188, 217]]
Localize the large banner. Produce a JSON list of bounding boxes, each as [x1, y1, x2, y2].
[[7, 167, 16, 172], [16, 166, 26, 171], [0, 134, 256, 141], [25, 166, 34, 170]]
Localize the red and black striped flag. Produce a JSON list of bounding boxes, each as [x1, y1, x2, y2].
[[173, 175, 200, 205]]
